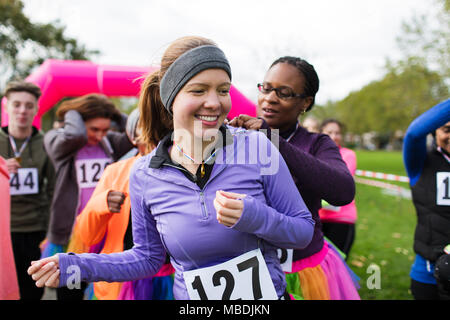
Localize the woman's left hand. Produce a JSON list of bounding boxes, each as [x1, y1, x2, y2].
[[214, 190, 246, 227]]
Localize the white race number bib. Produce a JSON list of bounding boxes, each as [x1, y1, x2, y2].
[[436, 172, 450, 206], [277, 248, 293, 273], [9, 168, 39, 195], [183, 249, 278, 300], [75, 159, 111, 189]]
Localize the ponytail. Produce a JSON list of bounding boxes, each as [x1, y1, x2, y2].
[[138, 70, 173, 153]]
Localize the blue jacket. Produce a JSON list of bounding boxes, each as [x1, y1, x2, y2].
[[58, 126, 314, 299]]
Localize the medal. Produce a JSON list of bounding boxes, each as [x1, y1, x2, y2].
[[9, 135, 31, 164]]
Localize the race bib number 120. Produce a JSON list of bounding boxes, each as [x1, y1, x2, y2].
[[9, 168, 39, 195], [75, 159, 111, 189], [183, 249, 278, 300]]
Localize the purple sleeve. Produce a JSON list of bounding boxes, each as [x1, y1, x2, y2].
[[261, 121, 355, 206], [58, 159, 165, 286], [232, 132, 315, 249]]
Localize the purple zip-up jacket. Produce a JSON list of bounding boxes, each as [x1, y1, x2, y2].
[[260, 122, 355, 260], [58, 127, 315, 299]]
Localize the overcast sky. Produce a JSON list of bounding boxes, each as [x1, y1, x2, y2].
[[21, 0, 432, 105]]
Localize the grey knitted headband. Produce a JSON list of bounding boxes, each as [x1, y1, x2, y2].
[[160, 45, 232, 112]]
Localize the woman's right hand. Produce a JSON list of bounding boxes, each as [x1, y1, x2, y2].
[[107, 190, 127, 213], [27, 255, 60, 288]]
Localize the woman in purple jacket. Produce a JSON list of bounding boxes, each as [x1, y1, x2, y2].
[[229, 56, 360, 299], [27, 36, 315, 300]]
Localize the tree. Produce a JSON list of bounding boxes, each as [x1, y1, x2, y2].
[[0, 0, 98, 94], [335, 60, 448, 144], [330, 0, 449, 148], [396, 0, 449, 84]]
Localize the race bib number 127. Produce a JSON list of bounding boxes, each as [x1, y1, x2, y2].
[[183, 249, 278, 300]]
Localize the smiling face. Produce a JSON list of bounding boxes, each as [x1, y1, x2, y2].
[[257, 62, 313, 132], [85, 117, 111, 145], [6, 91, 38, 131], [436, 121, 450, 154], [172, 68, 231, 141]]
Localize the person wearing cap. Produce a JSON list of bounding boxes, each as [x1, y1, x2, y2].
[[0, 80, 55, 300], [27, 35, 315, 300], [403, 99, 450, 300], [65, 109, 175, 300]]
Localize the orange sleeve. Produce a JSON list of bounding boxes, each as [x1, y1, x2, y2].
[[74, 165, 117, 246]]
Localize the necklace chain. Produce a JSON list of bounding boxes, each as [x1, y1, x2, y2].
[[173, 143, 217, 178]]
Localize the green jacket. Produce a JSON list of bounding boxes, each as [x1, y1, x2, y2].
[[0, 126, 55, 232]]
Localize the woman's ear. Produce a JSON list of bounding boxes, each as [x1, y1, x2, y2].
[[303, 96, 314, 111]]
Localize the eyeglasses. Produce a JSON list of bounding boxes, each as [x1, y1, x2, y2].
[[257, 83, 306, 100]]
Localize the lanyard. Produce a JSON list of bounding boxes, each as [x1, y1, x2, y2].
[[9, 135, 31, 163], [174, 143, 217, 178], [437, 147, 450, 164]]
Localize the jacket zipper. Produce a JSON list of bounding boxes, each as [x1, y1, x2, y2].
[[162, 163, 212, 220], [199, 191, 208, 219]]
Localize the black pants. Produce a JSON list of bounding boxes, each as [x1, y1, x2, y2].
[[321, 222, 355, 258], [410, 279, 439, 300], [11, 231, 46, 300], [56, 282, 87, 300]]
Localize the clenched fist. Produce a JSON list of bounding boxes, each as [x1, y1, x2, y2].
[[107, 190, 126, 213], [214, 190, 247, 227]]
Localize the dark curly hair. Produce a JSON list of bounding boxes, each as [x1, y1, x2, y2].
[[271, 56, 319, 112]]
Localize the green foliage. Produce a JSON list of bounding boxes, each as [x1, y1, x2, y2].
[[335, 61, 448, 136], [396, 0, 450, 81], [317, 0, 449, 141], [350, 150, 416, 300], [0, 0, 98, 92]]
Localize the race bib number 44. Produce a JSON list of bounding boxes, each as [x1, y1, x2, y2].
[[75, 159, 111, 189], [183, 249, 278, 300], [436, 172, 450, 206], [10, 168, 39, 195]]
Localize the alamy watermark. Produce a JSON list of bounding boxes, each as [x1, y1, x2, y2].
[[366, 263, 381, 290], [66, 265, 81, 290]]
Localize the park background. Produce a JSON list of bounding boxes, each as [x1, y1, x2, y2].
[[1, 0, 449, 300]]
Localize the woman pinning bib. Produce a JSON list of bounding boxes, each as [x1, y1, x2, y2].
[[41, 94, 133, 300], [229, 56, 360, 300], [28, 36, 315, 300]]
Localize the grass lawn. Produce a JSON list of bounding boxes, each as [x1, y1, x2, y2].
[[348, 150, 416, 300]]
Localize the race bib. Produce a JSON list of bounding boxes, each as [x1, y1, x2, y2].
[[436, 172, 450, 206], [9, 168, 39, 195], [183, 249, 278, 300], [75, 158, 111, 189], [277, 248, 293, 272]]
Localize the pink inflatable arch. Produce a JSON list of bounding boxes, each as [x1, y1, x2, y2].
[[1, 59, 256, 129]]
